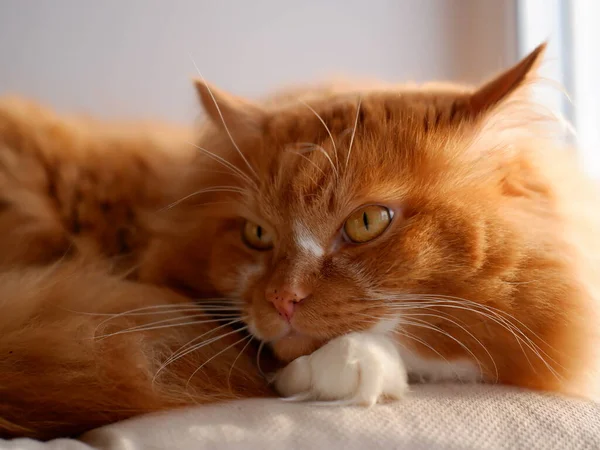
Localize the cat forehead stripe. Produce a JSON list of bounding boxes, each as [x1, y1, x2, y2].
[[294, 222, 324, 258]]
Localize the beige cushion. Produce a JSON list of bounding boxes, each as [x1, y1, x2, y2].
[[3, 384, 599, 449]]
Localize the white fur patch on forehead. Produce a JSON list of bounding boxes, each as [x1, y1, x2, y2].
[[293, 222, 325, 258]]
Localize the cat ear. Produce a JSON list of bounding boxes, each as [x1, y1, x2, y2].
[[467, 42, 547, 116], [193, 79, 266, 135]]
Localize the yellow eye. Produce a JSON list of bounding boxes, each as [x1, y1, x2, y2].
[[242, 220, 274, 250], [344, 205, 393, 243]]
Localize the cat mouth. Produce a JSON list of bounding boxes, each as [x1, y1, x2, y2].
[[278, 328, 304, 340], [270, 326, 325, 362], [271, 322, 299, 340], [271, 321, 314, 344]]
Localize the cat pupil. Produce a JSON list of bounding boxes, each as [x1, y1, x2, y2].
[[363, 212, 369, 230], [256, 226, 263, 239]]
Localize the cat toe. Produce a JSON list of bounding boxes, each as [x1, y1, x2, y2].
[[274, 332, 408, 405], [273, 355, 311, 397]]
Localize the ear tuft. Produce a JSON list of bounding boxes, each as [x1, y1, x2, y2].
[[193, 79, 266, 134], [468, 42, 547, 116]]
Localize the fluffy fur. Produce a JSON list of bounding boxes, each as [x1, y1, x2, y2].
[[0, 264, 270, 439], [2, 43, 600, 439], [0, 99, 271, 439], [181, 43, 600, 400]]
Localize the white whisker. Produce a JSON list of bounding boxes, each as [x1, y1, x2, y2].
[[300, 101, 339, 179], [294, 142, 339, 179], [157, 319, 247, 375], [393, 328, 462, 382], [345, 97, 362, 170], [380, 295, 563, 380], [285, 147, 327, 177], [256, 340, 267, 381], [399, 317, 485, 380], [227, 335, 255, 393], [163, 186, 247, 210], [406, 295, 561, 367], [189, 56, 259, 181], [186, 329, 251, 388], [400, 311, 498, 382], [68, 305, 240, 318], [188, 142, 257, 189], [92, 301, 239, 333], [95, 315, 240, 340]]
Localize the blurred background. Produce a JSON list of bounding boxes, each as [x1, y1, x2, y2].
[[0, 1, 598, 174]]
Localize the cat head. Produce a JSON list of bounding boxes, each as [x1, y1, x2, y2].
[[187, 44, 558, 371]]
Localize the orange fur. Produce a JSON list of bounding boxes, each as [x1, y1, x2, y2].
[[3, 43, 600, 439], [0, 263, 270, 439], [0, 99, 272, 439], [0, 97, 196, 270], [179, 43, 600, 397]]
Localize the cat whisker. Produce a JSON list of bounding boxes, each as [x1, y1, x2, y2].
[[380, 295, 563, 380], [227, 335, 255, 394], [100, 301, 237, 313], [158, 318, 247, 373], [398, 317, 486, 381], [393, 328, 465, 383], [359, 314, 468, 383], [300, 102, 340, 179], [154, 322, 248, 384], [188, 200, 240, 208], [393, 310, 498, 382], [94, 315, 241, 341], [163, 186, 247, 210], [186, 332, 252, 389], [404, 294, 562, 370], [282, 149, 322, 186], [195, 307, 244, 312], [71, 305, 241, 318], [188, 142, 257, 189], [256, 340, 267, 381], [381, 293, 557, 356], [189, 57, 259, 182], [416, 294, 559, 355], [414, 300, 540, 376], [345, 97, 362, 170], [92, 301, 239, 333], [284, 146, 327, 177], [294, 142, 338, 180]]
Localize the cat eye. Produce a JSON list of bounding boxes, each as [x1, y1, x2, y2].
[[242, 220, 274, 250], [344, 205, 393, 243]]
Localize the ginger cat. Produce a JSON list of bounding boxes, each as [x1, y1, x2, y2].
[[0, 99, 271, 439], [170, 43, 600, 401], [2, 43, 600, 440]]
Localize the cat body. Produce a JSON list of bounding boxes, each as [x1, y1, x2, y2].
[[0, 98, 271, 439], [187, 43, 600, 402], [2, 43, 600, 439]]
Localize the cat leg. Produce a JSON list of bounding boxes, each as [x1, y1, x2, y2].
[[273, 332, 408, 405]]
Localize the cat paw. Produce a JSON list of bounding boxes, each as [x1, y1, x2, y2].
[[273, 332, 408, 406]]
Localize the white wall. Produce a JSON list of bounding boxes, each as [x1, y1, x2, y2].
[[0, 0, 517, 123]]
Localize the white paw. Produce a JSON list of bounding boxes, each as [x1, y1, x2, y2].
[[273, 332, 408, 406]]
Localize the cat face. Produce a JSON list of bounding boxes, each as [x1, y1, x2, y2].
[[202, 92, 486, 361], [191, 45, 560, 371]]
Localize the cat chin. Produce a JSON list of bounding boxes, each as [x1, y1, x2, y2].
[[246, 312, 322, 361], [270, 331, 326, 363]]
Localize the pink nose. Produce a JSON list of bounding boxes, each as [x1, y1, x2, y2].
[[265, 284, 310, 322]]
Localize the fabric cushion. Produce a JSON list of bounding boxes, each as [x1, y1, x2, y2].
[[2, 384, 599, 449]]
